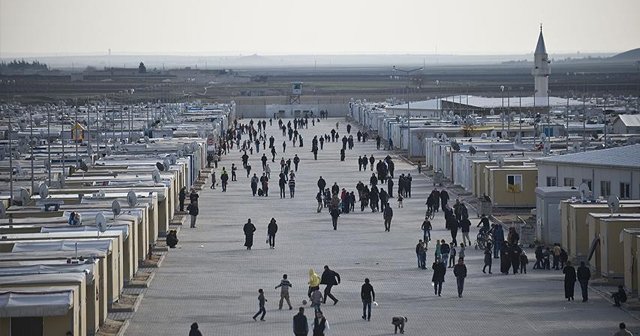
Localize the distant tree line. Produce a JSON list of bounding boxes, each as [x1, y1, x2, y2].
[[0, 59, 49, 71]]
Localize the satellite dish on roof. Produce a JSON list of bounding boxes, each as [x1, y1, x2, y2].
[[127, 190, 138, 207], [490, 130, 497, 139], [578, 182, 591, 202], [497, 157, 505, 167], [156, 162, 165, 171], [190, 141, 198, 152], [608, 195, 620, 216], [38, 183, 49, 199], [144, 136, 150, 143], [450, 141, 460, 152], [163, 158, 171, 171], [152, 170, 162, 184], [97, 190, 106, 198], [469, 146, 477, 155], [169, 154, 177, 165], [79, 161, 89, 172], [16, 188, 30, 206], [112, 200, 121, 218], [515, 134, 522, 144], [96, 213, 107, 232], [183, 143, 191, 154], [487, 152, 493, 162], [490, 109, 495, 116]]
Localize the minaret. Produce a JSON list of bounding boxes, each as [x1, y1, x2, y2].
[[532, 25, 550, 99]]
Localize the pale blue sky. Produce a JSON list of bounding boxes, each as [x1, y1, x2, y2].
[[1, 0, 638, 56]]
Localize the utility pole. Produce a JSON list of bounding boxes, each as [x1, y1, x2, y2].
[[47, 108, 52, 184], [29, 108, 34, 193]]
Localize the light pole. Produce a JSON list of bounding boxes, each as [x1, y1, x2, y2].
[[435, 80, 440, 119], [500, 85, 505, 133], [393, 65, 423, 158]]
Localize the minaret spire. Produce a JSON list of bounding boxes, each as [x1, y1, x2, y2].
[[532, 25, 550, 99]]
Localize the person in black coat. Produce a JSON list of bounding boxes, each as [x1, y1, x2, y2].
[[330, 207, 340, 230], [387, 178, 394, 198], [453, 258, 468, 298], [243, 219, 256, 250], [188, 201, 199, 228], [447, 216, 459, 246], [576, 261, 591, 302], [189, 322, 203, 336], [511, 245, 522, 274], [293, 307, 309, 336], [483, 245, 493, 274], [178, 187, 186, 212], [432, 259, 446, 296], [267, 218, 278, 249], [440, 189, 450, 210], [320, 265, 341, 305], [500, 243, 511, 274], [563, 261, 576, 301], [317, 176, 326, 193]]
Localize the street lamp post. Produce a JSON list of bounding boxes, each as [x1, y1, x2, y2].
[[500, 85, 505, 133], [393, 65, 423, 159]]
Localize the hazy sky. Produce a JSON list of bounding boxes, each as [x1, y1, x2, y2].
[[1, 0, 638, 56]]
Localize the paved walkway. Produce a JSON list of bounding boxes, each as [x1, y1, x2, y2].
[[126, 118, 637, 336]]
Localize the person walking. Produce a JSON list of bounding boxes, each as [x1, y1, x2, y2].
[[453, 258, 468, 298], [330, 207, 340, 230], [267, 218, 278, 249], [317, 176, 326, 193], [244, 219, 256, 250], [252, 289, 267, 321], [432, 258, 446, 297], [577, 261, 591, 302], [360, 278, 375, 321], [220, 168, 229, 192], [231, 163, 237, 181], [312, 310, 330, 336], [293, 154, 300, 171], [483, 245, 493, 274], [310, 288, 323, 312], [279, 173, 287, 198], [275, 274, 293, 310], [316, 191, 323, 213], [460, 217, 472, 247], [189, 322, 203, 336], [251, 173, 259, 196], [210, 171, 217, 189], [563, 261, 576, 301], [416, 240, 426, 269], [320, 265, 341, 305], [187, 200, 199, 228], [178, 186, 186, 212], [440, 240, 450, 267], [289, 174, 296, 198], [293, 307, 308, 336], [383, 205, 393, 232], [421, 218, 432, 242]]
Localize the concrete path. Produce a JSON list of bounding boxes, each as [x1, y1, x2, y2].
[[126, 118, 637, 336]]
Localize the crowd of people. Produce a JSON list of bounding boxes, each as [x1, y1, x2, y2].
[[183, 116, 633, 335]]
